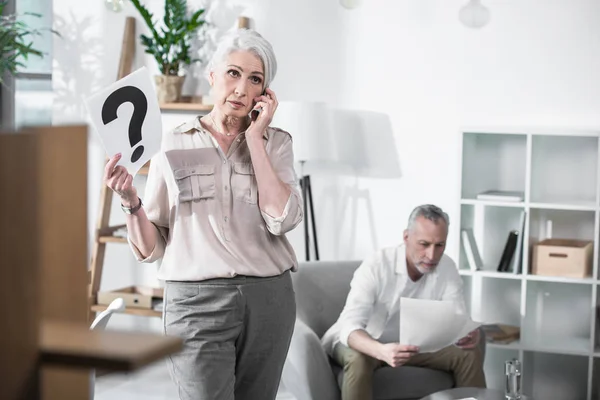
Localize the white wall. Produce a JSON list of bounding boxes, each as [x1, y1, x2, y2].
[[52, 0, 600, 322], [248, 0, 600, 261]]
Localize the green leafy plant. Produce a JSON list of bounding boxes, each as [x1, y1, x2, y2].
[[129, 0, 206, 76], [0, 1, 48, 84]]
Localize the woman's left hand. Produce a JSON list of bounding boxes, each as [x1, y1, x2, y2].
[[246, 87, 278, 141]]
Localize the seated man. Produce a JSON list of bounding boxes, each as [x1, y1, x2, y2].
[[321, 204, 486, 400]]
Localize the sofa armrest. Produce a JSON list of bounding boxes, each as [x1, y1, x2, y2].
[[281, 318, 341, 400]]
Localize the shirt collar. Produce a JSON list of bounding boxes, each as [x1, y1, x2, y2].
[[174, 116, 269, 139], [395, 244, 407, 275]]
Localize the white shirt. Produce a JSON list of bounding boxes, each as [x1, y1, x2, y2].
[[321, 244, 466, 355], [377, 278, 425, 343]]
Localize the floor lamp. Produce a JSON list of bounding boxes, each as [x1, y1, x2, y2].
[[299, 161, 319, 261], [271, 101, 335, 261]]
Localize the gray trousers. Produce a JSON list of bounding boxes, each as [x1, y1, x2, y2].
[[163, 270, 296, 400]]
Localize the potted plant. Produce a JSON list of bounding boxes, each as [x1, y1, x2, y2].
[[129, 0, 206, 103], [0, 1, 49, 85]]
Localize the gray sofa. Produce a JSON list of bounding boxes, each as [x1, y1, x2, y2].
[[281, 260, 486, 400]]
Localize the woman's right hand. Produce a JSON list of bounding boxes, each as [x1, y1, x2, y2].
[[104, 153, 138, 207]]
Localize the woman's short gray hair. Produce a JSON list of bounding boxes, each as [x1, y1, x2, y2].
[[407, 204, 450, 231], [206, 29, 277, 89]]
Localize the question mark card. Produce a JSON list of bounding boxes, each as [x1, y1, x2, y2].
[[85, 66, 162, 176]]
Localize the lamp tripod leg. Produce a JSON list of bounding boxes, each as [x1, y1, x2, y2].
[[306, 175, 319, 261]]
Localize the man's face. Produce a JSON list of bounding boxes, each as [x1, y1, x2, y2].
[[403, 216, 448, 275]]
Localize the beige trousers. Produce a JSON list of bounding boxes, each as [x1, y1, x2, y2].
[[332, 343, 486, 400]]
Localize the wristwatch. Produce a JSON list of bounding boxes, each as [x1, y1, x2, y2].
[[121, 197, 143, 214]]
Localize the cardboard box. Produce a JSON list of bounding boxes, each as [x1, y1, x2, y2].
[[532, 239, 593, 278], [98, 286, 164, 309]]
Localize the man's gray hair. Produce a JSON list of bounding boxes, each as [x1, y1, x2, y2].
[[206, 29, 277, 89], [407, 204, 450, 231]]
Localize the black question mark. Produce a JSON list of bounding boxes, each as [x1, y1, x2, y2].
[[101, 86, 148, 163]]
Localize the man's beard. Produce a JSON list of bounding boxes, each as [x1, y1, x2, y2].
[[416, 262, 436, 275]]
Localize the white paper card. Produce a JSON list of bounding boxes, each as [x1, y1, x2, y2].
[[400, 298, 480, 353], [85, 67, 162, 176]]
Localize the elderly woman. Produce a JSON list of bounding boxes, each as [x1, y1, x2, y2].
[[103, 29, 303, 400]]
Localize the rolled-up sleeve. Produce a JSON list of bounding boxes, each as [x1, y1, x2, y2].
[[261, 133, 303, 235], [128, 153, 170, 263], [338, 255, 380, 347]]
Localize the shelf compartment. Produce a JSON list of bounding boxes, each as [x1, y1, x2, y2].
[[529, 201, 597, 212], [461, 275, 473, 316], [473, 271, 522, 280], [528, 208, 595, 278], [91, 304, 162, 318], [595, 288, 600, 354], [522, 281, 592, 355], [483, 347, 520, 391], [526, 274, 595, 285], [528, 209, 596, 244], [530, 135, 598, 205], [461, 132, 527, 201], [478, 278, 521, 329], [593, 357, 600, 399], [459, 204, 526, 273], [522, 352, 588, 400], [461, 199, 525, 208]]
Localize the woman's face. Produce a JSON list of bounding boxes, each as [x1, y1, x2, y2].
[[209, 50, 265, 118]]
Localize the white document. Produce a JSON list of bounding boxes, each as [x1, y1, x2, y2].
[[400, 298, 480, 353], [85, 67, 162, 176]]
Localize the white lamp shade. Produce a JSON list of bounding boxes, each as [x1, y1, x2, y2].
[[340, 0, 362, 9], [270, 101, 336, 164], [459, 0, 491, 29], [331, 108, 402, 179]]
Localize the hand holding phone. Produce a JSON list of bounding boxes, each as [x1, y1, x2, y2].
[[249, 89, 266, 121], [246, 88, 278, 141]]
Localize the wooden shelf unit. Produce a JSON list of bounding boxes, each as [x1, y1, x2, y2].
[[90, 304, 162, 318], [160, 102, 213, 112]]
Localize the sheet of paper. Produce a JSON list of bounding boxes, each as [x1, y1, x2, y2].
[[399, 297, 480, 353], [85, 66, 162, 177]]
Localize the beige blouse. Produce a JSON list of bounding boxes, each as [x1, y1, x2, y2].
[[128, 117, 303, 281]]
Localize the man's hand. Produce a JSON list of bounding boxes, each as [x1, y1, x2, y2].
[[377, 343, 419, 368], [455, 329, 480, 350]]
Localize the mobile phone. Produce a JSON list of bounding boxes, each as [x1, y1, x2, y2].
[[249, 88, 267, 121]]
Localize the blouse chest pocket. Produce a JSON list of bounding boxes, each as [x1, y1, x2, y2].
[[174, 165, 216, 202], [231, 162, 257, 204]]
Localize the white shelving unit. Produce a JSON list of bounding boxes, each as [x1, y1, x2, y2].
[[457, 127, 600, 400]]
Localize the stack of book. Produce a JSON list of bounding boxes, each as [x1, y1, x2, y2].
[[476, 190, 524, 202], [461, 209, 526, 274], [481, 323, 520, 344]]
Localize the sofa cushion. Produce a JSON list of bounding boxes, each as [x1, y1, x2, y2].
[[292, 260, 362, 338], [281, 319, 341, 400], [333, 363, 453, 400]]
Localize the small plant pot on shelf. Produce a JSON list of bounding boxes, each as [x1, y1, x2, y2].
[[154, 75, 185, 103]]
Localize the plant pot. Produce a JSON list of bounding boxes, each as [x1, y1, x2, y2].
[[154, 75, 185, 103]]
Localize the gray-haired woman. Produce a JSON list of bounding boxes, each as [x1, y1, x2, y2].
[[103, 29, 303, 400]]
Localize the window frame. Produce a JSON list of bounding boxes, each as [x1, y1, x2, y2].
[[1, 0, 53, 131]]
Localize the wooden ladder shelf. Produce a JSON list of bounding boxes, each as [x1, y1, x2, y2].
[[87, 17, 162, 320]]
